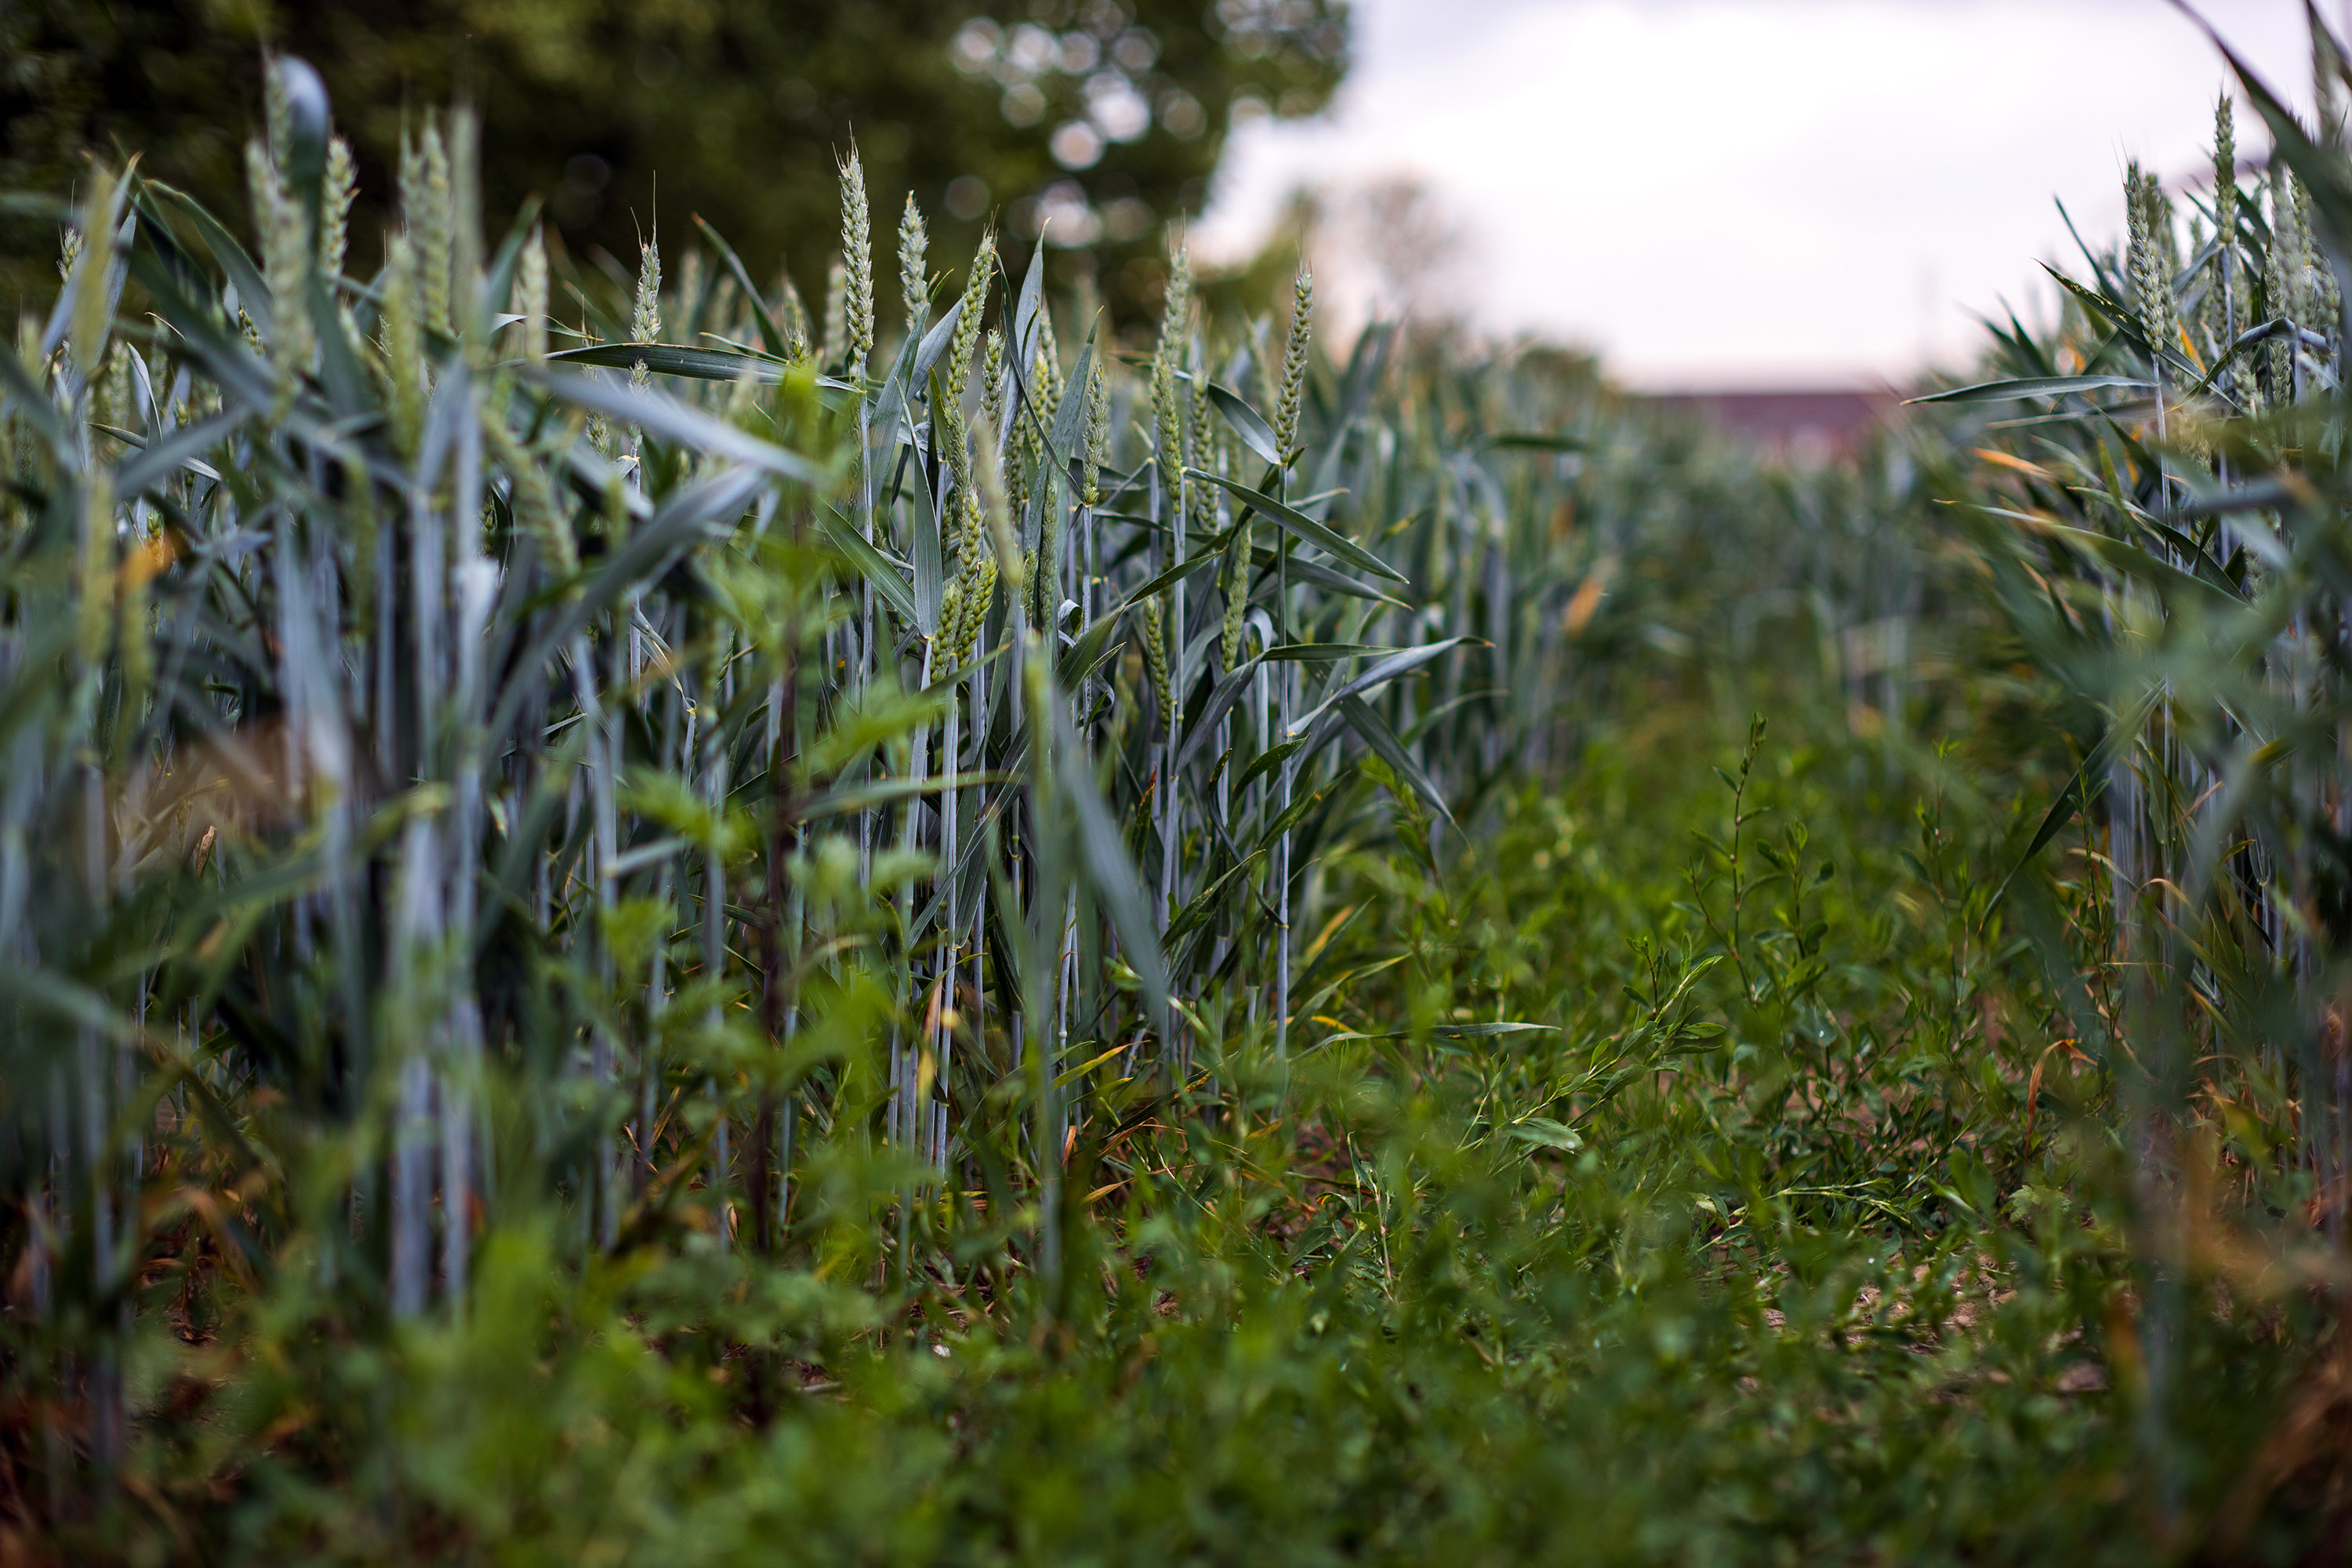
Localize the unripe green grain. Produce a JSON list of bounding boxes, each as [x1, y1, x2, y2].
[[1083, 359, 1108, 509], [961, 558, 997, 665], [837, 147, 873, 373], [482, 408, 576, 575], [899, 193, 929, 329], [1152, 243, 1192, 507], [944, 476, 997, 667], [774, 268, 813, 361], [981, 328, 1007, 437], [1140, 594, 1172, 720], [2258, 165, 2293, 400], [1034, 328, 1068, 626], [1036, 305, 1063, 414], [938, 576, 966, 659], [382, 229, 424, 456], [518, 227, 549, 367], [247, 139, 311, 416], [949, 230, 995, 396], [96, 341, 132, 441], [1219, 526, 1251, 672], [321, 136, 357, 279], [2126, 162, 2179, 371], [2212, 96, 2238, 255], [1185, 346, 1216, 536], [955, 461, 987, 564], [631, 234, 662, 390], [419, 124, 454, 338], [1275, 264, 1314, 462]]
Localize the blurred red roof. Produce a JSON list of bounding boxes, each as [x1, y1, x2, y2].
[[1640, 387, 1904, 461]]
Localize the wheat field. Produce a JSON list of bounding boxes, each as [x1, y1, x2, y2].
[[4, 17, 2352, 1562]]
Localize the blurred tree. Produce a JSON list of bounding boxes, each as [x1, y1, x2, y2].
[[0, 0, 1348, 323]]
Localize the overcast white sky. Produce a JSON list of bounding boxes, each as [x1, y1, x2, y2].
[[1193, 0, 2327, 388]]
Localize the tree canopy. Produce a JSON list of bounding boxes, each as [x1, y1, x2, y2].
[[1, 0, 1348, 319]]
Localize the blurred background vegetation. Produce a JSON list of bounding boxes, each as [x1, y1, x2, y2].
[[0, 0, 1348, 320]]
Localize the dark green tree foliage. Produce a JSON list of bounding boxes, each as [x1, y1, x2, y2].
[[0, 0, 1347, 318]]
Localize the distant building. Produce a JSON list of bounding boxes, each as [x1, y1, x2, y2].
[[1640, 387, 1904, 463]]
